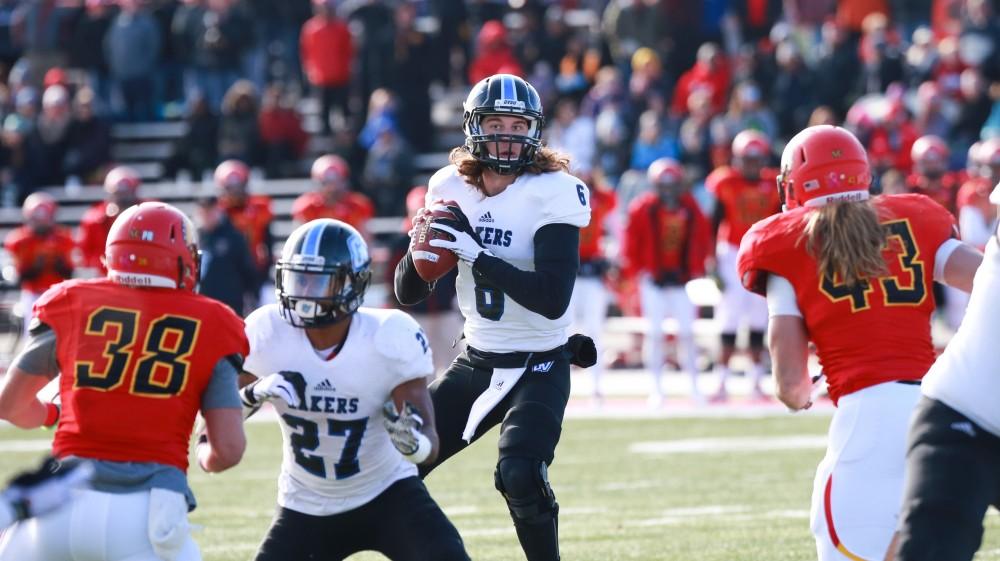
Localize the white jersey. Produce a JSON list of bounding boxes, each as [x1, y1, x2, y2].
[[426, 165, 591, 353], [243, 305, 433, 516], [922, 235, 1000, 438]]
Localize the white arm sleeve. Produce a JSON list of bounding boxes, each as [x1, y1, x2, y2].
[[766, 274, 802, 317], [959, 206, 992, 248], [933, 238, 963, 283]]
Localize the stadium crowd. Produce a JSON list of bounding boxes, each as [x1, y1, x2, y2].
[[0, 0, 998, 390]]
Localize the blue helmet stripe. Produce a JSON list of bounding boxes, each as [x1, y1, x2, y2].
[[301, 222, 325, 256], [501, 75, 514, 101]]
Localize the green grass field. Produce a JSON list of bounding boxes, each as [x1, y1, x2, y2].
[[1, 413, 998, 560]]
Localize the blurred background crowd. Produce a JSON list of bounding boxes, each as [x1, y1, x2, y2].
[[0, 0, 998, 396]]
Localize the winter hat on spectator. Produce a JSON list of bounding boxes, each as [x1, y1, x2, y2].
[[14, 87, 37, 110], [43, 68, 67, 90]]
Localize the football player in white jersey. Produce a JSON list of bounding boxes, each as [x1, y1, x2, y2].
[[240, 219, 469, 561], [394, 74, 595, 561], [887, 181, 1000, 561]]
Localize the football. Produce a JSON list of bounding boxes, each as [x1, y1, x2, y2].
[[411, 200, 460, 282]]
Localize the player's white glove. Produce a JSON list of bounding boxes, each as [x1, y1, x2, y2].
[[1, 457, 94, 524], [382, 401, 432, 464], [240, 371, 305, 409], [427, 204, 493, 264]]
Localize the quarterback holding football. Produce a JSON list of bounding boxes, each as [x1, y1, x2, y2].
[[240, 219, 469, 561], [395, 73, 596, 561]]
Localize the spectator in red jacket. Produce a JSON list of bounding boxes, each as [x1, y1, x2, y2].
[[670, 42, 730, 117], [300, 0, 353, 135], [622, 158, 710, 407], [468, 20, 524, 84], [258, 83, 308, 178]]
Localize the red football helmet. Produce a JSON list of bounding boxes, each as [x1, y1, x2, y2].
[[778, 125, 872, 210], [732, 130, 771, 179], [22, 192, 57, 224], [911, 135, 949, 177], [647, 157, 684, 185], [105, 202, 200, 291], [311, 155, 350, 186], [103, 165, 141, 195], [214, 159, 250, 194]]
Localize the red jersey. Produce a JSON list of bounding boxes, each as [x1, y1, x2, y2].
[[3, 226, 75, 293], [622, 192, 710, 281], [579, 187, 617, 262], [292, 191, 374, 231], [706, 166, 781, 247], [906, 171, 961, 216], [77, 201, 144, 273], [737, 194, 956, 403], [35, 278, 249, 472], [221, 195, 274, 272]]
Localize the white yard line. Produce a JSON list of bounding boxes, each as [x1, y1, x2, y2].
[[629, 434, 827, 455]]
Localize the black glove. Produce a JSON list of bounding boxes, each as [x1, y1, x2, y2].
[[566, 333, 597, 368], [3, 457, 94, 522]]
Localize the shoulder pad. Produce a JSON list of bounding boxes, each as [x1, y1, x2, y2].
[[374, 310, 434, 375], [736, 210, 808, 295], [705, 166, 738, 194], [535, 172, 591, 230]]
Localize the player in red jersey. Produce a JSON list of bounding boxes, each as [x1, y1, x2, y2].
[[737, 125, 983, 561], [214, 159, 276, 305], [3, 192, 75, 337], [568, 176, 617, 403], [0, 202, 249, 561], [77, 165, 143, 274], [906, 134, 960, 215], [292, 155, 375, 236], [705, 129, 781, 401], [623, 157, 711, 406]]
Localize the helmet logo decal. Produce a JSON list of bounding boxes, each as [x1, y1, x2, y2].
[[494, 98, 526, 110], [803, 179, 820, 191], [141, 230, 154, 241], [831, 149, 843, 158], [827, 172, 843, 187], [347, 234, 368, 271]]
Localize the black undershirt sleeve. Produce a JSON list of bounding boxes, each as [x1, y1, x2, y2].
[[394, 251, 435, 305], [472, 223, 579, 320]]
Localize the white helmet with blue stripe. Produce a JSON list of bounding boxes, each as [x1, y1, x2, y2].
[[276, 219, 371, 327]]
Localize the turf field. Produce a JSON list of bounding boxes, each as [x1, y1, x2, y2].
[[1, 412, 998, 560]]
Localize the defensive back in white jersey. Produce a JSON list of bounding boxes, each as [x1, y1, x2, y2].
[[427, 165, 591, 353], [243, 304, 434, 516]]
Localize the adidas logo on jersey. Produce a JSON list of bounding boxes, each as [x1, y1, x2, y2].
[[479, 211, 495, 223], [531, 361, 554, 373], [474, 226, 512, 247], [314, 379, 337, 393]]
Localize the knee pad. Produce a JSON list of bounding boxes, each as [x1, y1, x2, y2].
[[494, 457, 558, 525], [720, 332, 738, 349], [748, 330, 766, 351]]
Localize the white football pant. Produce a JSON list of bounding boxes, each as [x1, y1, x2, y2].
[[569, 276, 608, 396], [715, 242, 768, 334], [0, 488, 199, 561], [810, 381, 921, 561], [638, 276, 698, 398]]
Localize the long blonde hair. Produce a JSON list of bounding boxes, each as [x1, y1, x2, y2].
[[449, 146, 570, 194], [802, 200, 888, 287]]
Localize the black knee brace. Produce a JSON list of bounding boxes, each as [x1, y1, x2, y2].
[[495, 457, 560, 561], [494, 457, 558, 524]]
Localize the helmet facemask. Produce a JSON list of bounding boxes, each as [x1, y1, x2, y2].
[[464, 110, 543, 175], [276, 255, 371, 328]]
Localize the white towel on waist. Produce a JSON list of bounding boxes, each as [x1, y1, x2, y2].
[[462, 367, 525, 442]]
